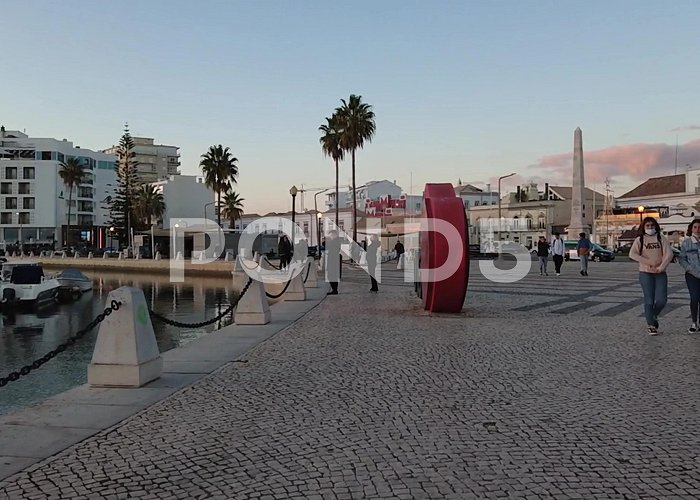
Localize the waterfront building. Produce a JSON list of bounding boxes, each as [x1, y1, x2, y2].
[[0, 126, 117, 250], [102, 136, 180, 183], [325, 179, 423, 215]]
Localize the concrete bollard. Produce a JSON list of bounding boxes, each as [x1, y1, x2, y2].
[[103, 252, 108, 259], [118, 252, 124, 260], [225, 250, 233, 261], [135, 252, 141, 260], [234, 279, 271, 325], [397, 254, 405, 270], [88, 287, 162, 387], [304, 257, 318, 288], [284, 264, 306, 301], [155, 251, 162, 260], [29, 251, 35, 258], [74, 252, 80, 259], [61, 251, 67, 259], [88, 252, 93, 259], [175, 251, 183, 261]]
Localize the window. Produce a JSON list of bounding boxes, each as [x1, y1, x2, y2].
[[338, 221, 344, 230], [18, 212, 30, 224], [98, 160, 116, 170], [23, 198, 35, 209], [1, 183, 11, 194], [23, 167, 35, 179], [5, 167, 17, 179], [303, 222, 309, 235], [0, 213, 11, 224], [18, 183, 30, 195], [5, 198, 17, 209], [41, 151, 52, 160], [57, 152, 65, 162]]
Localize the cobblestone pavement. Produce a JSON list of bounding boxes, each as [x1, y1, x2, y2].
[[1, 260, 699, 499]]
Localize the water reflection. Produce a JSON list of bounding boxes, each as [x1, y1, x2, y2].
[[0, 271, 238, 416]]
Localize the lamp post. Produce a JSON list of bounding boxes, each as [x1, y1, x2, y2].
[[16, 212, 22, 254], [638, 205, 645, 225], [316, 212, 322, 256], [497, 173, 516, 255], [290, 185, 298, 244], [109, 226, 115, 250]]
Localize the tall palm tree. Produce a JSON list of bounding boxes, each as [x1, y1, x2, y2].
[[200, 145, 239, 227], [58, 157, 86, 247], [221, 191, 245, 229], [336, 94, 376, 244], [135, 184, 166, 228], [319, 113, 345, 227]]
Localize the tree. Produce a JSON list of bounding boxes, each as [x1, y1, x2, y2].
[[319, 113, 345, 226], [336, 95, 376, 245], [58, 157, 86, 247], [221, 191, 245, 229], [135, 184, 166, 228], [109, 126, 141, 247], [200, 145, 239, 227]]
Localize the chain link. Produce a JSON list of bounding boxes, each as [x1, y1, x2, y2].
[[0, 300, 122, 388], [149, 278, 253, 328]]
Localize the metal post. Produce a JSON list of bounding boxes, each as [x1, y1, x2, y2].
[[497, 173, 516, 257]]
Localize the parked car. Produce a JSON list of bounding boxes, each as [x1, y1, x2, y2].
[[563, 241, 614, 262]]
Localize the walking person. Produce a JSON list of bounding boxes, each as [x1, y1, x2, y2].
[[367, 233, 380, 292], [629, 217, 673, 335], [577, 232, 592, 276], [678, 218, 700, 333], [536, 235, 550, 276], [551, 232, 565, 276], [325, 230, 341, 295]]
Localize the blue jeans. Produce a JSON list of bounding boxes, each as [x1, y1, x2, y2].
[[639, 272, 668, 325], [580, 255, 589, 273], [685, 273, 700, 323], [538, 256, 548, 273]]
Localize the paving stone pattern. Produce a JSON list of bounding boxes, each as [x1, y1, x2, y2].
[[1, 260, 699, 499]]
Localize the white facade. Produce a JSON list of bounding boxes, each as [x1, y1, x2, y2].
[[455, 184, 499, 209], [151, 175, 215, 228], [326, 180, 403, 210], [0, 127, 117, 248], [103, 136, 180, 183]]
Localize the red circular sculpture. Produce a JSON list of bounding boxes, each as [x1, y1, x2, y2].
[[420, 183, 469, 313]]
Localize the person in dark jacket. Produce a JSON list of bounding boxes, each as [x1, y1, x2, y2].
[[394, 240, 405, 259], [367, 233, 380, 292], [278, 235, 292, 269], [678, 218, 700, 333], [325, 230, 341, 295], [536, 235, 550, 276]]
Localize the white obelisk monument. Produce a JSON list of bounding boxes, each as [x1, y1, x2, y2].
[[568, 127, 591, 239]]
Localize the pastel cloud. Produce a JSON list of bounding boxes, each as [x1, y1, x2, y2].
[[671, 125, 700, 132], [530, 139, 700, 186]]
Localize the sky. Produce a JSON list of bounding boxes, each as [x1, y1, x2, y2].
[[3, 0, 700, 214]]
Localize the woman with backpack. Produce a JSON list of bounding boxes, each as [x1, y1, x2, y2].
[[678, 218, 700, 333], [629, 217, 673, 335]]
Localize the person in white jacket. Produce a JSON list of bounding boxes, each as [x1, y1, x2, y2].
[[550, 232, 565, 276]]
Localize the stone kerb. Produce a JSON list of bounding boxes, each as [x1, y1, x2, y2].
[[88, 287, 163, 388], [234, 279, 271, 325], [284, 262, 306, 301], [304, 257, 318, 288]]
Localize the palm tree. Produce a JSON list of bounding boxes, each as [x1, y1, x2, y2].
[[135, 184, 166, 228], [221, 191, 245, 229], [58, 157, 86, 247], [319, 113, 345, 226], [200, 145, 239, 227], [336, 94, 376, 244]]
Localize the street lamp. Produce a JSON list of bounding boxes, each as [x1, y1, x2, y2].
[[290, 185, 298, 243], [497, 173, 516, 253], [316, 212, 323, 256], [16, 212, 22, 254], [638, 205, 645, 225]]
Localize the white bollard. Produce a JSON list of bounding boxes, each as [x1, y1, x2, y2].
[[88, 252, 93, 259], [88, 287, 162, 387], [234, 279, 271, 325], [304, 257, 318, 288], [61, 251, 67, 259], [155, 251, 162, 260], [225, 250, 233, 262], [118, 252, 124, 260], [397, 254, 405, 270], [175, 251, 183, 261], [103, 251, 109, 259], [284, 264, 306, 301], [74, 252, 80, 259], [29, 251, 35, 258]]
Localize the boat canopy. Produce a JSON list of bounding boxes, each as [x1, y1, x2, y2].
[[10, 265, 45, 285]]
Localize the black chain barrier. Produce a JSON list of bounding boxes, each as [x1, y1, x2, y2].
[[265, 275, 294, 299], [302, 261, 312, 284], [0, 300, 122, 388], [264, 257, 282, 270], [149, 278, 253, 328]]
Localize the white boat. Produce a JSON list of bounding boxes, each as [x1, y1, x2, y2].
[[54, 268, 93, 293], [0, 261, 60, 310]]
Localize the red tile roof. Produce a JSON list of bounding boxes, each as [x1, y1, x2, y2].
[[618, 174, 686, 199]]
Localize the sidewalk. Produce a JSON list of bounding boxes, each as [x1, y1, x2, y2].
[[1, 262, 699, 498]]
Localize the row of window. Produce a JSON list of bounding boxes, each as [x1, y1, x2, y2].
[[1, 212, 30, 224], [464, 200, 497, 207], [1, 182, 32, 194], [3, 167, 35, 180], [2, 198, 35, 209]]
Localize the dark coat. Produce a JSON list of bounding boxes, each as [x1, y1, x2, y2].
[[536, 240, 549, 257]]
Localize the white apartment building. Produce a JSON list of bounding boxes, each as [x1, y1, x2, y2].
[[103, 136, 180, 183], [455, 183, 499, 209], [0, 127, 117, 249], [326, 180, 403, 210]]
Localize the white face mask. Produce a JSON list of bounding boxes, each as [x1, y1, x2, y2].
[[645, 228, 656, 236]]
